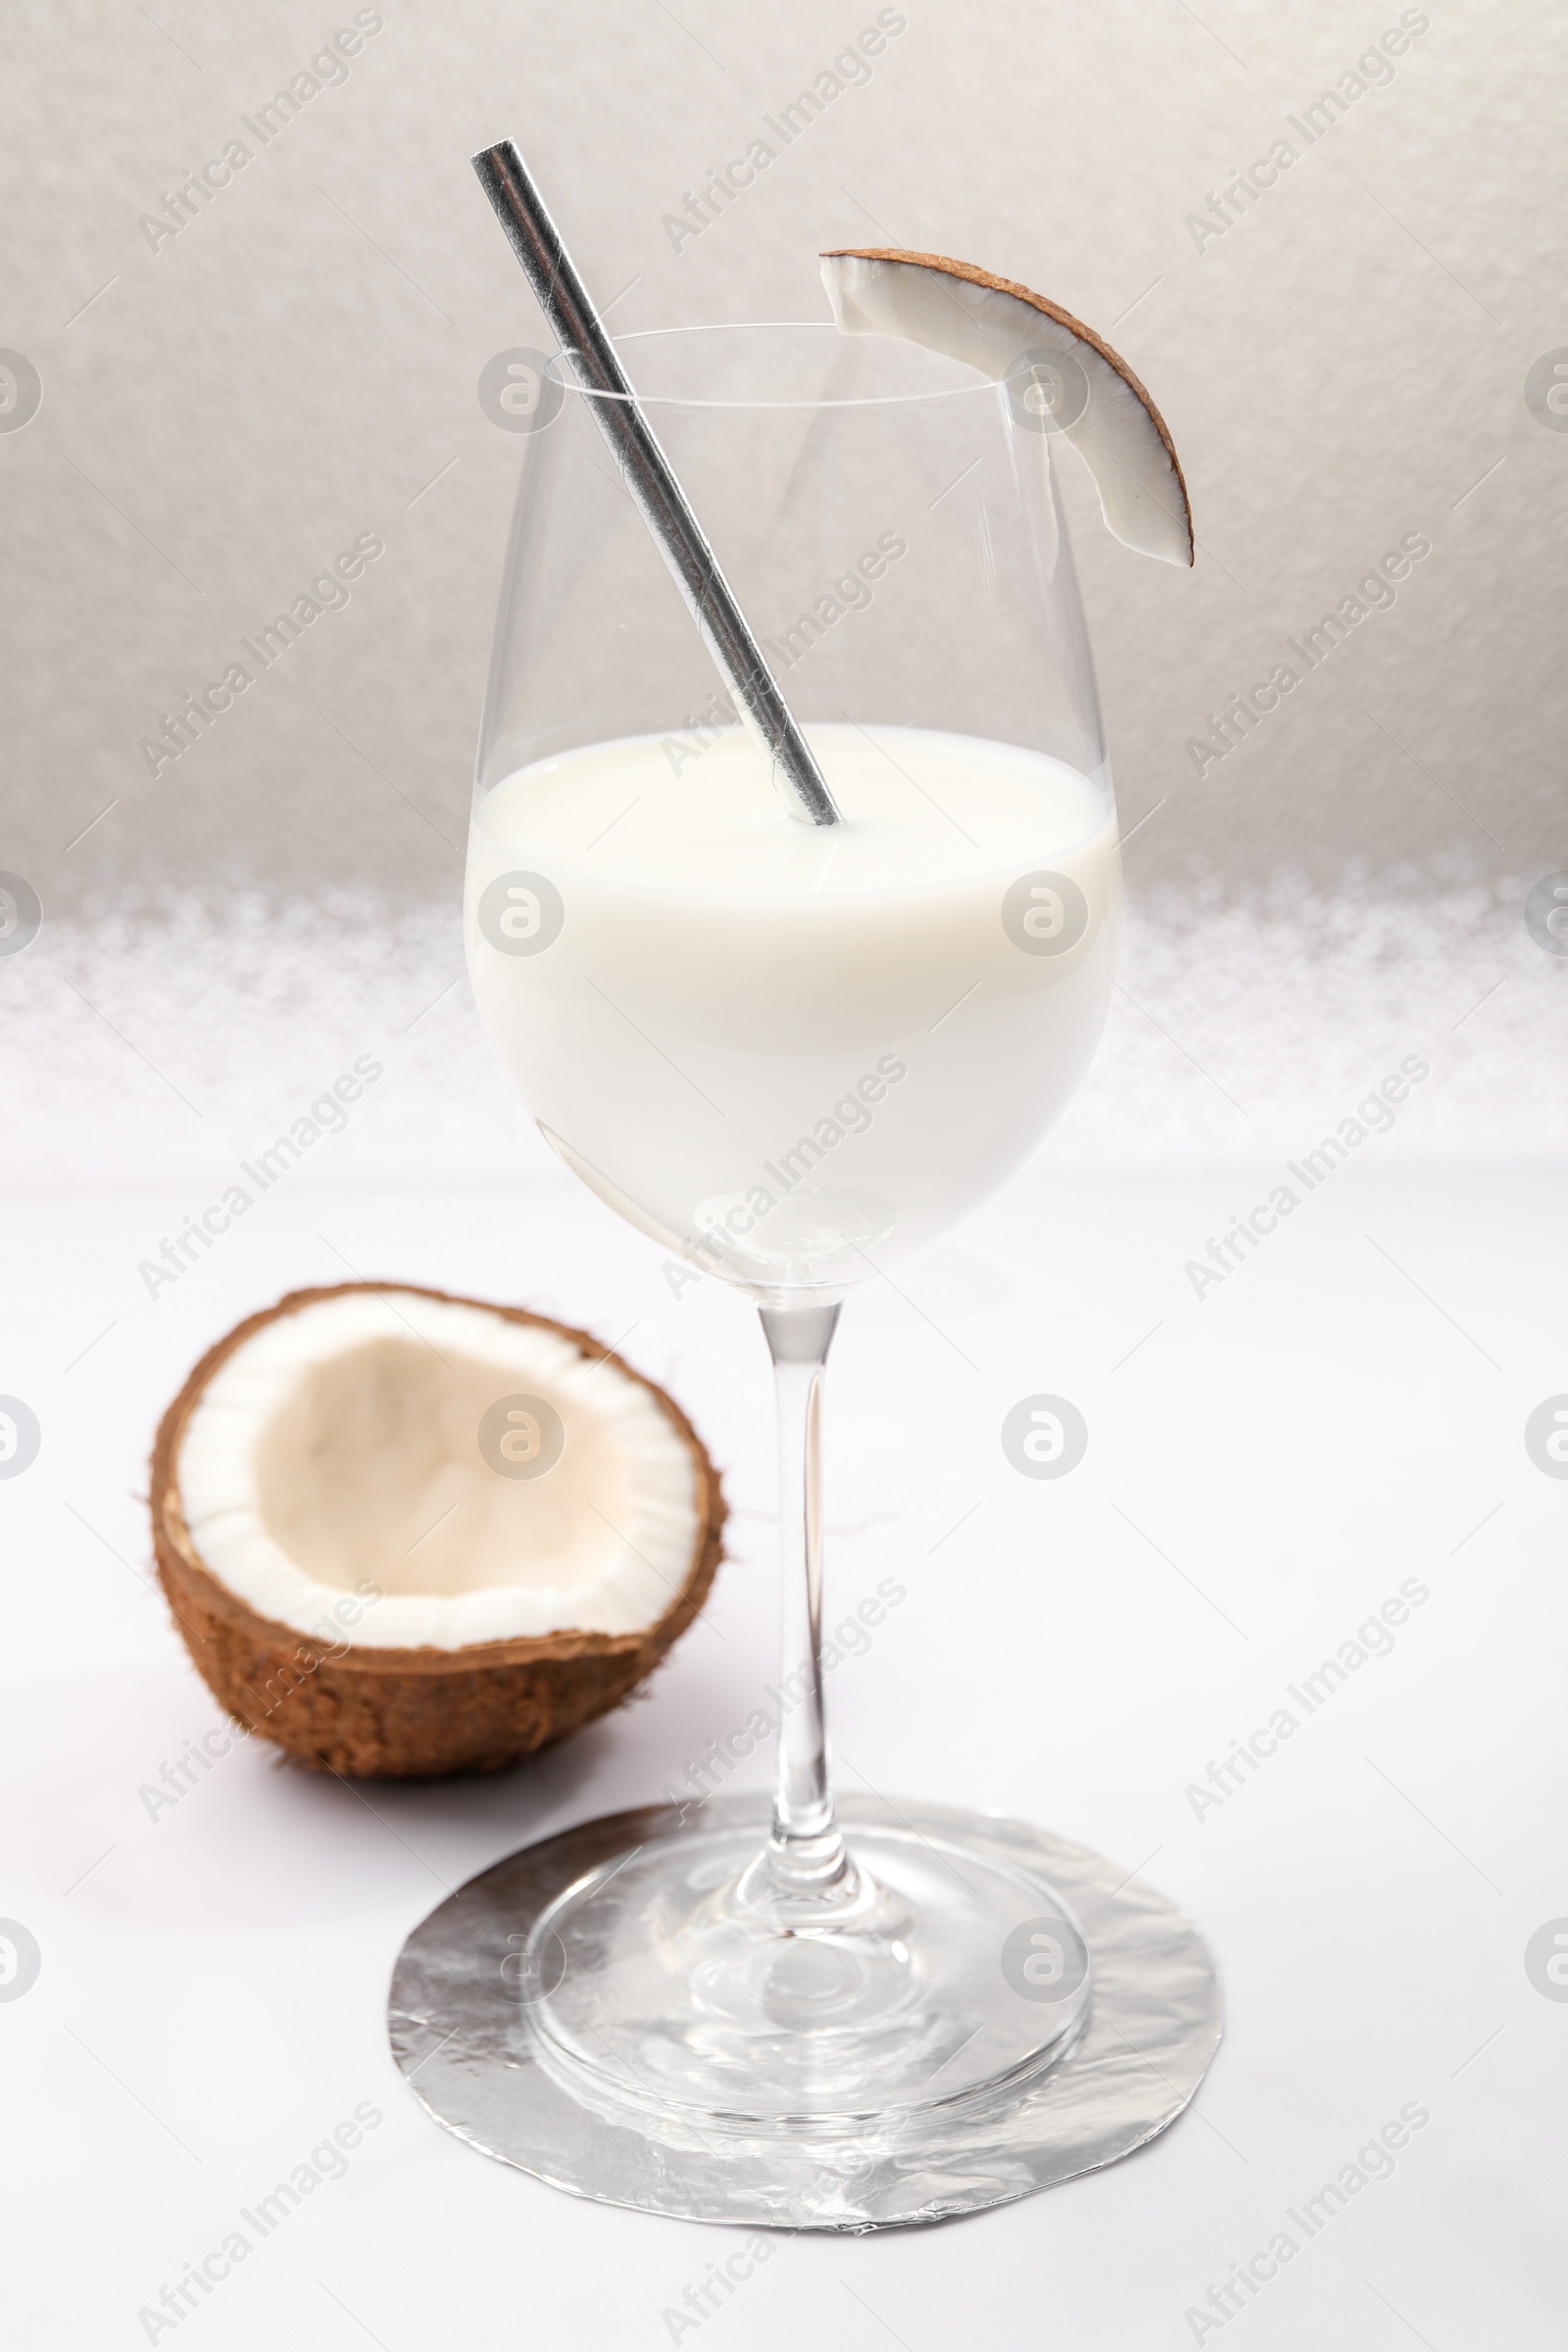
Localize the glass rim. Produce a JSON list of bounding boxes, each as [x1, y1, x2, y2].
[[543, 321, 1004, 414]]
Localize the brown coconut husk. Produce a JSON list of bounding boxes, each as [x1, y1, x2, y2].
[[149, 1282, 726, 1779]]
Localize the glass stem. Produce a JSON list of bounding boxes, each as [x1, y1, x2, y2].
[[757, 1299, 851, 1904]]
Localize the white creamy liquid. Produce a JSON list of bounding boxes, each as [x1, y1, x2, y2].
[[466, 724, 1119, 1295]]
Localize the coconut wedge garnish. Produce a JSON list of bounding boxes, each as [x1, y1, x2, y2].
[[150, 1283, 725, 1778], [820, 247, 1193, 567]]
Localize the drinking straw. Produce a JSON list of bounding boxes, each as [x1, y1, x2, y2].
[[472, 138, 841, 828]]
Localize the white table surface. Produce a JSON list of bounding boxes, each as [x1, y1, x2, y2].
[[4, 1145, 1563, 2351]]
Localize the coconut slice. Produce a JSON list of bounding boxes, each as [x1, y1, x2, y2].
[[820, 247, 1193, 567], [150, 1283, 725, 1777]]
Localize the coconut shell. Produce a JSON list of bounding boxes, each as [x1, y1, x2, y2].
[[149, 1282, 727, 1779], [820, 245, 1194, 566]]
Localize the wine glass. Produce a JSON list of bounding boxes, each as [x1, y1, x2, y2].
[[464, 320, 1117, 2170]]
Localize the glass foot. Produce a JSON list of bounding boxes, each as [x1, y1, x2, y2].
[[390, 1793, 1222, 2229], [522, 1814, 1092, 2136]]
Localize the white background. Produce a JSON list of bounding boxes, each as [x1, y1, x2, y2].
[[5, 1165, 1566, 2347], [2, 1, 1566, 2345]]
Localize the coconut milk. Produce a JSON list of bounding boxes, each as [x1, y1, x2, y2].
[[466, 724, 1119, 1294]]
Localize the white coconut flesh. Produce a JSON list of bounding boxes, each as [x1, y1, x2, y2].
[[174, 1291, 703, 1650], [820, 249, 1193, 567]]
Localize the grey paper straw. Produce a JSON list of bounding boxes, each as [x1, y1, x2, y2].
[[472, 138, 840, 828]]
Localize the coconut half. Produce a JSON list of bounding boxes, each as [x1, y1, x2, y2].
[[820, 247, 1194, 567], [150, 1283, 725, 1777]]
